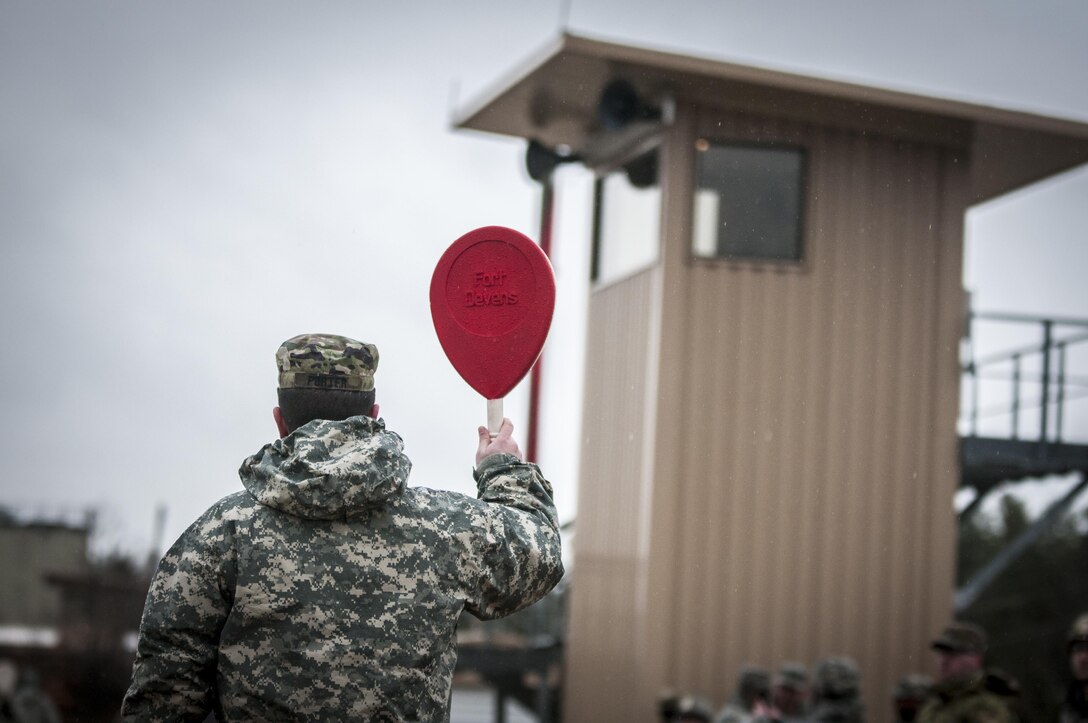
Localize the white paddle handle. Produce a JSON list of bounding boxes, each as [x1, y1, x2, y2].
[[487, 399, 503, 439]]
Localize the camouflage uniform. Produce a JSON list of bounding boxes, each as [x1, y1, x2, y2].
[[916, 673, 1010, 723], [121, 335, 564, 721]]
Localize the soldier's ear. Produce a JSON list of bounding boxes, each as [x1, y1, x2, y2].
[[370, 404, 380, 419], [273, 407, 289, 438]]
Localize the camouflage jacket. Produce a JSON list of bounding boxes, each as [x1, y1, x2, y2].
[[917, 673, 1011, 723], [806, 699, 863, 722], [121, 416, 563, 721]]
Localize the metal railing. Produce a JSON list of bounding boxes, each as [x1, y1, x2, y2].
[[962, 311, 1088, 445]]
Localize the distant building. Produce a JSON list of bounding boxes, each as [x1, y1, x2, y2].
[[47, 566, 147, 655], [0, 510, 149, 721], [0, 513, 89, 634]]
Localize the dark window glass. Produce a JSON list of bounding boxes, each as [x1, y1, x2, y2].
[[693, 142, 805, 262]]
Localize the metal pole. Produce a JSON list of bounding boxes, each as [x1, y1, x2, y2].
[[1011, 354, 1020, 440], [1039, 320, 1053, 449], [970, 368, 979, 437], [971, 311, 1088, 327], [526, 178, 554, 464], [966, 309, 977, 437], [1056, 342, 1066, 443]]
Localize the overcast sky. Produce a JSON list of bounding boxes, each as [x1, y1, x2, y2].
[[1, 0, 1085, 558]]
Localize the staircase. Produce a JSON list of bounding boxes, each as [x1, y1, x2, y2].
[[955, 310, 1088, 612]]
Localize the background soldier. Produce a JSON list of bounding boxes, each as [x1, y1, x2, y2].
[[773, 662, 810, 722], [121, 334, 564, 720], [918, 621, 1010, 723], [1062, 612, 1088, 723], [9, 669, 60, 723], [808, 656, 863, 722]]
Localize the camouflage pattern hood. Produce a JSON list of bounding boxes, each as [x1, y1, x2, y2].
[[122, 416, 563, 721], [239, 416, 410, 520]]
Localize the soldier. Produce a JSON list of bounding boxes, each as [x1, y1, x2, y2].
[[892, 674, 932, 722], [9, 668, 60, 723], [121, 334, 564, 720], [917, 621, 1011, 723], [808, 656, 864, 722], [773, 662, 810, 722], [715, 666, 775, 723], [1061, 612, 1088, 723]]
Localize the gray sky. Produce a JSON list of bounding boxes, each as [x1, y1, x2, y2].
[[1, 0, 1085, 557]]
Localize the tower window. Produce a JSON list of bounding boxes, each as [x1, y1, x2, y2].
[[692, 141, 805, 262]]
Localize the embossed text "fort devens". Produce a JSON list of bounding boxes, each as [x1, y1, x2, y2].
[[465, 270, 519, 307]]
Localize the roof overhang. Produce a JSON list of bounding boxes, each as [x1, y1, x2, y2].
[[454, 34, 1088, 204]]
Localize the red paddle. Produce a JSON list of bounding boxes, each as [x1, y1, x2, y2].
[[429, 226, 556, 436]]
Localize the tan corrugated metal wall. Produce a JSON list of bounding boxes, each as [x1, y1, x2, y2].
[[564, 103, 966, 722], [564, 267, 662, 719]]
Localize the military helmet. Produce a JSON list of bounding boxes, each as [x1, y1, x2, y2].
[[815, 656, 860, 699], [775, 662, 808, 691]]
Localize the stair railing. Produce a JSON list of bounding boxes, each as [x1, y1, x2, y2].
[[962, 311, 1088, 447]]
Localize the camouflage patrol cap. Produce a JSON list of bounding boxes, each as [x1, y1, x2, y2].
[[1070, 612, 1088, 648], [815, 656, 859, 698], [931, 621, 987, 655], [276, 334, 378, 392]]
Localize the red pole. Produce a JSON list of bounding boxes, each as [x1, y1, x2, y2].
[[526, 178, 554, 463]]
